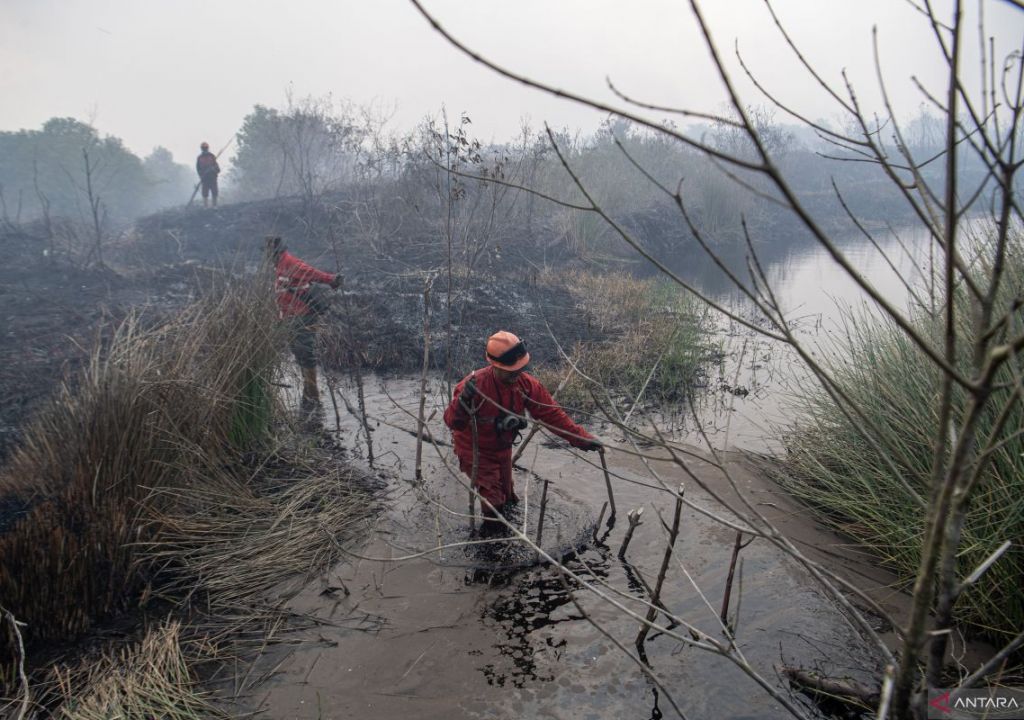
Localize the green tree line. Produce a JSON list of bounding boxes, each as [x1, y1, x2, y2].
[[0, 117, 193, 226]]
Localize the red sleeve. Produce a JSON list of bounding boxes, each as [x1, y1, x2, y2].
[[279, 252, 336, 286], [522, 375, 592, 448]]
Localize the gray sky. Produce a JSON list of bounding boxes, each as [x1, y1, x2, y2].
[[2, 1, 1021, 169]]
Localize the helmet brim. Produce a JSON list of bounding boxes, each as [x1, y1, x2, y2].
[[487, 351, 530, 372]]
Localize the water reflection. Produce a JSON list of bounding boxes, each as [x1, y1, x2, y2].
[[669, 227, 931, 318], [660, 227, 935, 453]]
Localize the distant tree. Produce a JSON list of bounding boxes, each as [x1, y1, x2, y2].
[[0, 117, 151, 224], [230, 93, 367, 206], [142, 146, 193, 212]]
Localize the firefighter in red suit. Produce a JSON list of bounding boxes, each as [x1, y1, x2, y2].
[[196, 141, 220, 208], [444, 331, 602, 533], [265, 236, 341, 406]]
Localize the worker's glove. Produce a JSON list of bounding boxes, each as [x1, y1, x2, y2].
[[330, 275, 343, 290], [581, 438, 603, 452], [458, 379, 478, 413]]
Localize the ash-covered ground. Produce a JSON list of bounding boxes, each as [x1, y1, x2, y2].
[[1, 195, 599, 462]]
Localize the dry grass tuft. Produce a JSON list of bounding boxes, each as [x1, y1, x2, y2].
[[534, 269, 715, 413], [143, 442, 380, 612], [50, 620, 224, 720], [0, 279, 286, 674]]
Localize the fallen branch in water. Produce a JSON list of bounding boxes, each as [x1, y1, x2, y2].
[[720, 530, 754, 634], [636, 484, 684, 654], [780, 665, 879, 708]]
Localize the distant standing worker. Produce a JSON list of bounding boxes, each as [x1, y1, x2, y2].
[[265, 236, 342, 407], [444, 331, 602, 534], [196, 141, 220, 208]]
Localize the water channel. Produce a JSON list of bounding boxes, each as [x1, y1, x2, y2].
[[257, 228, 936, 719]]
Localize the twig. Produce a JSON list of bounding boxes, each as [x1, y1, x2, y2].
[[325, 374, 342, 433], [636, 484, 684, 651], [593, 501, 608, 543], [2, 606, 31, 720], [959, 628, 1024, 689], [617, 507, 644, 560], [876, 665, 895, 720], [598, 447, 617, 523], [557, 570, 690, 719], [415, 275, 433, 482], [720, 531, 753, 633], [535, 477, 550, 562]]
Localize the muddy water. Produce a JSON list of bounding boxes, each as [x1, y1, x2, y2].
[[256, 375, 906, 720]]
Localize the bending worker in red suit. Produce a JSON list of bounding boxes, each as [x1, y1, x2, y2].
[[443, 331, 602, 533], [265, 236, 341, 406]]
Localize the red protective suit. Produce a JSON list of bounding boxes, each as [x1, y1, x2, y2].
[[196, 150, 220, 199], [443, 366, 594, 511], [273, 250, 337, 318]]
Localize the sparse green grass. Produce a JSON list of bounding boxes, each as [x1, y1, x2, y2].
[[535, 269, 716, 416], [775, 240, 1024, 641]]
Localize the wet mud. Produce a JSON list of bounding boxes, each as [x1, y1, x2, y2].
[[248, 375, 907, 719]]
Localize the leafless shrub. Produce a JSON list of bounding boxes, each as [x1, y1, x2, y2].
[[408, 1, 1024, 717]]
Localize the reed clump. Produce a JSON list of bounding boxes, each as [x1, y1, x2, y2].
[[0, 279, 285, 675], [27, 449, 381, 718], [775, 240, 1024, 641], [143, 442, 380, 611], [535, 269, 715, 414]]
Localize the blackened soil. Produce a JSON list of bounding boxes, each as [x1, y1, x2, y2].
[[0, 228, 195, 459], [132, 196, 599, 375], [1, 197, 599, 460]]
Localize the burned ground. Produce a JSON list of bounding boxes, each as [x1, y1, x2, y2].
[[0, 196, 597, 462]]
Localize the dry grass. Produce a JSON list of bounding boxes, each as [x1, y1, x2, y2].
[[143, 443, 380, 611], [0, 273, 384, 713], [0, 279, 286, 679], [534, 269, 715, 414], [50, 620, 224, 720]]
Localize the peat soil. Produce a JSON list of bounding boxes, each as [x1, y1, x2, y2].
[[245, 374, 915, 720], [0, 226, 198, 465], [0, 198, 594, 465]]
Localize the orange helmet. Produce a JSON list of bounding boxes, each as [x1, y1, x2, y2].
[[486, 331, 530, 371], [200, 141, 210, 150]]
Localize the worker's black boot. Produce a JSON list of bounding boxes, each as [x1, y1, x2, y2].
[[476, 503, 511, 539], [479, 517, 506, 539]]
